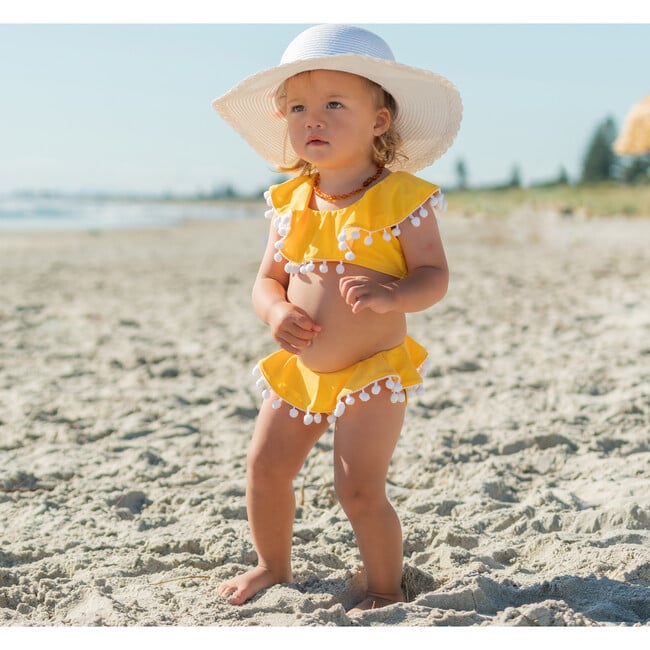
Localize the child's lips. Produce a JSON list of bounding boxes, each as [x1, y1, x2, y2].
[[307, 137, 328, 146]]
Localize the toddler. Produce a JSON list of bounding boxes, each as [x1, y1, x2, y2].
[[212, 23, 462, 614]]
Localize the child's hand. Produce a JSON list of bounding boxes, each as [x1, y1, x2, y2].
[[267, 301, 321, 354], [339, 276, 396, 315]]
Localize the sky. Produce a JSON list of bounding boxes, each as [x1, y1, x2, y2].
[[1, 3, 649, 196]]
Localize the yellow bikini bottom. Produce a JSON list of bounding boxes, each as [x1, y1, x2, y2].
[[253, 336, 428, 426]]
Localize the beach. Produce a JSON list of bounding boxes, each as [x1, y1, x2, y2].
[[1, 207, 649, 627]]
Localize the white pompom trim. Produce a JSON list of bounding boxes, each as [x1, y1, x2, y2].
[[267, 190, 445, 276], [252, 362, 427, 427]]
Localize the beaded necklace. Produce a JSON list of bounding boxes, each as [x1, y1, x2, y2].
[[312, 166, 384, 202]]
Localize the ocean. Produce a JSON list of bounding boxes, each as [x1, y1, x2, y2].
[[0, 196, 263, 232]]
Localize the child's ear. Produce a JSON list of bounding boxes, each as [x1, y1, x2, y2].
[[373, 107, 391, 136]]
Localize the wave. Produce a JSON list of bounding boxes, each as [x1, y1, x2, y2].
[[0, 196, 262, 231]]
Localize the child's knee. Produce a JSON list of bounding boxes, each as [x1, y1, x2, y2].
[[334, 477, 383, 515], [246, 443, 280, 484], [246, 441, 300, 486]]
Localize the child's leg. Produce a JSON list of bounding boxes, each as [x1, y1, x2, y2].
[[332, 391, 406, 613], [218, 396, 328, 605]]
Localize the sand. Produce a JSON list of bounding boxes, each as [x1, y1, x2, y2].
[[1, 207, 649, 628]]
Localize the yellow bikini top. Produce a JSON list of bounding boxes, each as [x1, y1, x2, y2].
[[264, 171, 446, 279]]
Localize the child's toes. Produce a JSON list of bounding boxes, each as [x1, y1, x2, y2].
[[229, 589, 247, 605]]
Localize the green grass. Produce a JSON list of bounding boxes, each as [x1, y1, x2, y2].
[[447, 184, 650, 218]]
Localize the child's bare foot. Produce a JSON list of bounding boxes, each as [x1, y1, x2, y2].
[[347, 591, 404, 616], [217, 566, 288, 605]]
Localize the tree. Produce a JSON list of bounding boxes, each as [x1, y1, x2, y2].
[[621, 154, 650, 184], [530, 166, 570, 188], [581, 116, 618, 183], [209, 183, 238, 199], [455, 158, 469, 191], [556, 166, 569, 185], [508, 164, 522, 188]]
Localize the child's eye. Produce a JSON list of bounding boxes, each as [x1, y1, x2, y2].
[[290, 104, 305, 113], [327, 101, 343, 109]]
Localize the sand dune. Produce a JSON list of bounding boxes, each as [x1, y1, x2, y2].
[[1, 208, 649, 626]]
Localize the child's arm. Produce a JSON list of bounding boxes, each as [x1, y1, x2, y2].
[[339, 204, 449, 315], [252, 226, 321, 354]]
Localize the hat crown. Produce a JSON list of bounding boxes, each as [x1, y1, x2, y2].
[[280, 24, 395, 65]]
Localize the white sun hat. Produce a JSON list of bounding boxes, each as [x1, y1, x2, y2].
[[212, 24, 463, 174]]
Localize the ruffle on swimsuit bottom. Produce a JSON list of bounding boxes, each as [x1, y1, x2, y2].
[[253, 336, 428, 426]]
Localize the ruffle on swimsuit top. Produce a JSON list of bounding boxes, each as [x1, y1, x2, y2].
[[263, 171, 447, 278]]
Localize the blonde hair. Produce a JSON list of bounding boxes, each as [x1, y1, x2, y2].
[[275, 72, 406, 175]]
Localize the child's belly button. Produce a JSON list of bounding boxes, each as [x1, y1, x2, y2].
[[287, 270, 405, 371]]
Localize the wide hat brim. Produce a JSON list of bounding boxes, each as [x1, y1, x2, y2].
[[614, 93, 650, 156], [213, 53, 463, 174]]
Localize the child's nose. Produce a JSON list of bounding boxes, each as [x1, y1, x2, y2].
[[305, 110, 324, 129]]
